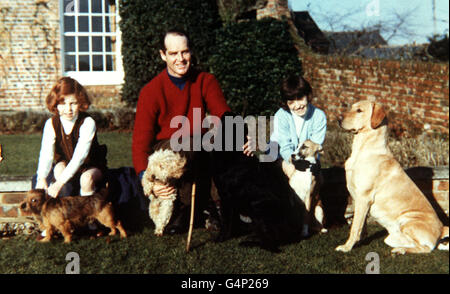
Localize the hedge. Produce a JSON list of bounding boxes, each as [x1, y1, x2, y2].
[[119, 0, 221, 106], [208, 18, 303, 116], [119, 3, 303, 116]]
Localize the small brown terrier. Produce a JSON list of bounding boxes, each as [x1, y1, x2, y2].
[[20, 187, 127, 243]]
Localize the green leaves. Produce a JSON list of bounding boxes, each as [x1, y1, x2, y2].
[[119, 0, 221, 105], [119, 3, 302, 116], [209, 18, 302, 116]]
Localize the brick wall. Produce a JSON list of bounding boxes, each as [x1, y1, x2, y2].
[[0, 0, 123, 111], [0, 0, 60, 110], [256, 0, 449, 136], [300, 52, 450, 136], [85, 85, 125, 109], [256, 0, 290, 20]]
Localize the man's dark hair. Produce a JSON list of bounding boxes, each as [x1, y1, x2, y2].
[[159, 28, 191, 52], [280, 75, 313, 110]]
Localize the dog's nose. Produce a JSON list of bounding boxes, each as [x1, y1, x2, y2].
[[337, 115, 343, 125], [20, 202, 26, 210]]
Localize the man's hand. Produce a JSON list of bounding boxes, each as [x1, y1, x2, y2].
[[243, 135, 255, 157], [153, 182, 176, 198]]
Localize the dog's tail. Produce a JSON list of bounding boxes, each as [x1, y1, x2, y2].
[[437, 226, 449, 251]]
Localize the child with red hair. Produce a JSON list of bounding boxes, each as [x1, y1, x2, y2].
[[35, 77, 107, 198]]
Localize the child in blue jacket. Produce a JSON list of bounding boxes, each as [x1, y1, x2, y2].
[[270, 75, 327, 161]]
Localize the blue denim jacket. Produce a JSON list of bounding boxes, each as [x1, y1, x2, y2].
[[270, 104, 327, 161]]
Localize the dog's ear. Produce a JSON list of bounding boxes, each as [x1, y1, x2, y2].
[[34, 188, 50, 200], [371, 103, 386, 129], [317, 145, 324, 155]]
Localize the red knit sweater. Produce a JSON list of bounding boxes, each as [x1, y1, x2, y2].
[[132, 69, 231, 175]]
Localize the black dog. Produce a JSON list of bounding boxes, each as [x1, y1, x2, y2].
[[210, 112, 305, 252]]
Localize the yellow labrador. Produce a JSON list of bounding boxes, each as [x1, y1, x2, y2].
[[336, 100, 448, 254]]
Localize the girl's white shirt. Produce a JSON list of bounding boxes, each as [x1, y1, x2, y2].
[[36, 114, 96, 184]]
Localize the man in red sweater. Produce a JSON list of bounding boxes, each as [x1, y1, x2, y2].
[[133, 29, 253, 234]]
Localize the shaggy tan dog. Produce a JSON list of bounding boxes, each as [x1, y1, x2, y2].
[[336, 100, 448, 254], [141, 149, 187, 236]]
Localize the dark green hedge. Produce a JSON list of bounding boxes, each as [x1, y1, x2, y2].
[[119, 2, 303, 115], [119, 0, 221, 105], [209, 18, 303, 116]]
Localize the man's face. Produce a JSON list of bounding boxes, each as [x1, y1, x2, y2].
[[160, 34, 191, 78]]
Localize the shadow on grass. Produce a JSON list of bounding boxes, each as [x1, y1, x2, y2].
[[356, 227, 388, 248]]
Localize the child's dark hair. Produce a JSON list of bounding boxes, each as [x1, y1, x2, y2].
[[46, 77, 91, 114], [280, 75, 313, 110]]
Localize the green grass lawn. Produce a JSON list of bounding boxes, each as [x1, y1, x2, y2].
[[0, 128, 448, 176], [0, 131, 133, 176], [0, 223, 448, 274], [0, 131, 448, 275]]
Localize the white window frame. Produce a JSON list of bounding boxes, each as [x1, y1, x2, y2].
[[60, 0, 124, 85]]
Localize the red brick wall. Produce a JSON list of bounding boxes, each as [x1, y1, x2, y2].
[[300, 52, 449, 136], [256, 0, 290, 19], [0, 0, 61, 110], [256, 0, 449, 136], [0, 0, 123, 111], [85, 85, 124, 109]]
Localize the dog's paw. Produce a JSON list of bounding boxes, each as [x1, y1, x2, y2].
[[391, 247, 406, 255], [154, 228, 164, 236], [335, 244, 352, 252]]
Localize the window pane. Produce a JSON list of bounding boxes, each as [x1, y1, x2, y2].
[[92, 16, 102, 32], [78, 36, 89, 52], [91, 0, 102, 13], [93, 55, 103, 71], [79, 0, 89, 13], [64, 36, 75, 52], [105, 36, 112, 52], [78, 16, 89, 32], [79, 55, 90, 71], [104, 0, 111, 13], [104, 16, 111, 33], [106, 54, 114, 71], [92, 37, 103, 52], [64, 16, 75, 32], [64, 55, 76, 71]]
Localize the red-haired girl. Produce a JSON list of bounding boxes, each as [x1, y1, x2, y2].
[[35, 77, 106, 197]]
